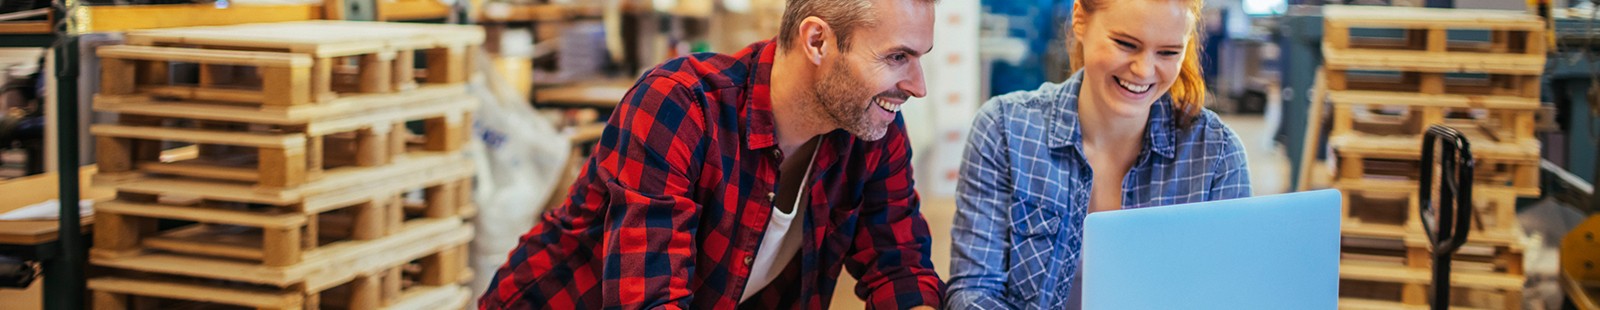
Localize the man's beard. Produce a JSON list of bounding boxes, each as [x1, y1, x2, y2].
[[809, 58, 898, 141]]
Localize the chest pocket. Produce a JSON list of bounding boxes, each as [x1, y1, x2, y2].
[[1005, 196, 1063, 305]]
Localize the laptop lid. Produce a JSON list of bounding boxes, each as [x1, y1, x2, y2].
[[1081, 189, 1342, 309]]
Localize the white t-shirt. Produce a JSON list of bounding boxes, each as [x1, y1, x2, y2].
[[740, 149, 817, 302]]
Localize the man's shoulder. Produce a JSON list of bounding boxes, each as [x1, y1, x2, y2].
[[635, 40, 771, 93]]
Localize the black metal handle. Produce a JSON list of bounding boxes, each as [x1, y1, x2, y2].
[[1420, 125, 1473, 310]]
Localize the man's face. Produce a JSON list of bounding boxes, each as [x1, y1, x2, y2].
[[811, 0, 934, 141]]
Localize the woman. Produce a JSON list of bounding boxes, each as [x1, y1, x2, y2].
[[946, 0, 1252, 308]]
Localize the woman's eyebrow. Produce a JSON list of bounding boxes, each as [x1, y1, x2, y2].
[[1110, 30, 1185, 49]]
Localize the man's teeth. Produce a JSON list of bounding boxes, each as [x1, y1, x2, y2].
[[1118, 78, 1151, 94], [874, 97, 902, 113]]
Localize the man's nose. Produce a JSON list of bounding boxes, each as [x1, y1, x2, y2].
[[901, 61, 927, 98]]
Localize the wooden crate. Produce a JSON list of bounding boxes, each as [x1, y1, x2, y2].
[[92, 152, 474, 266], [1337, 179, 1523, 249], [1328, 133, 1540, 197], [102, 21, 483, 107], [91, 97, 475, 188], [1322, 5, 1546, 76], [90, 232, 472, 310]]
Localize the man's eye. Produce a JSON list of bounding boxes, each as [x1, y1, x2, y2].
[[889, 53, 908, 63]]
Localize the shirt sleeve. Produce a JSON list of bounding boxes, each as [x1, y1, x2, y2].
[[844, 116, 947, 310], [946, 100, 1019, 310], [594, 74, 708, 310], [1208, 124, 1253, 200]]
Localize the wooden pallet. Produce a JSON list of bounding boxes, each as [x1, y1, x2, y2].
[[104, 21, 482, 107], [1328, 133, 1540, 197], [1322, 5, 1546, 76], [91, 173, 472, 267], [1342, 230, 1524, 275], [1327, 69, 1540, 100], [1327, 80, 1540, 146], [90, 227, 471, 310], [92, 152, 473, 265], [92, 97, 474, 188], [1339, 257, 1525, 309], [1337, 178, 1522, 248], [93, 80, 469, 125], [1344, 254, 1526, 309], [94, 215, 470, 288]]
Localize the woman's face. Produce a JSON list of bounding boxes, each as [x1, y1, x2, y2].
[[1073, 0, 1195, 119]]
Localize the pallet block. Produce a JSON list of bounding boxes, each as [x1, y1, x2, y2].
[[1340, 259, 1525, 309], [1328, 133, 1540, 197], [90, 153, 474, 266], [120, 21, 483, 104], [90, 237, 472, 310], [1322, 5, 1545, 76], [92, 98, 475, 188]]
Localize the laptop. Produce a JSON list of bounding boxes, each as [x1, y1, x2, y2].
[[1081, 189, 1342, 309]]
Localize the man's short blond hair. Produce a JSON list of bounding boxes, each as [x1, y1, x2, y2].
[[777, 0, 935, 52]]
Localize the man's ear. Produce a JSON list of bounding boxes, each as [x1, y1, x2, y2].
[[1071, 5, 1089, 42], [797, 16, 832, 66]]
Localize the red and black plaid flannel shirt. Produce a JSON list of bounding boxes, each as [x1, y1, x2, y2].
[[480, 40, 945, 309]]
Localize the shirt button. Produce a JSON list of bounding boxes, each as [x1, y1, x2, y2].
[[744, 256, 754, 266], [767, 192, 776, 202], [772, 149, 781, 157]]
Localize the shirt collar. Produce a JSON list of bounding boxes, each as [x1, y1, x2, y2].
[[1046, 70, 1177, 159], [744, 40, 779, 151]]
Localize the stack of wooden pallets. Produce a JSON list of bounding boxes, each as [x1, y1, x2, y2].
[[86, 21, 483, 310], [1319, 5, 1546, 310]]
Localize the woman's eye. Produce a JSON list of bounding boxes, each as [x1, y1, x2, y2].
[[1158, 50, 1181, 56], [1114, 39, 1136, 49]]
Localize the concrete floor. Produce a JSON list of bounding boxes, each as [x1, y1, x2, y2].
[[828, 113, 1292, 309]]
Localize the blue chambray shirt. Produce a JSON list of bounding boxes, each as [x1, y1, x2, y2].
[[946, 71, 1252, 309]]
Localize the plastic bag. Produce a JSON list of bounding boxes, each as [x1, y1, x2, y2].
[[465, 53, 571, 296]]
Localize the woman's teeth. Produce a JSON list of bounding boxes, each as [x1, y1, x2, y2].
[[874, 97, 902, 113], [1118, 78, 1151, 94]]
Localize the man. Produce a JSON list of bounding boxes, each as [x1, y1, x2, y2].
[[478, 0, 942, 309]]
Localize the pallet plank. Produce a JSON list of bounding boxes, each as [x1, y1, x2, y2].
[[89, 277, 303, 309], [143, 225, 268, 260], [97, 201, 305, 227], [92, 124, 302, 149], [98, 45, 312, 68]]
